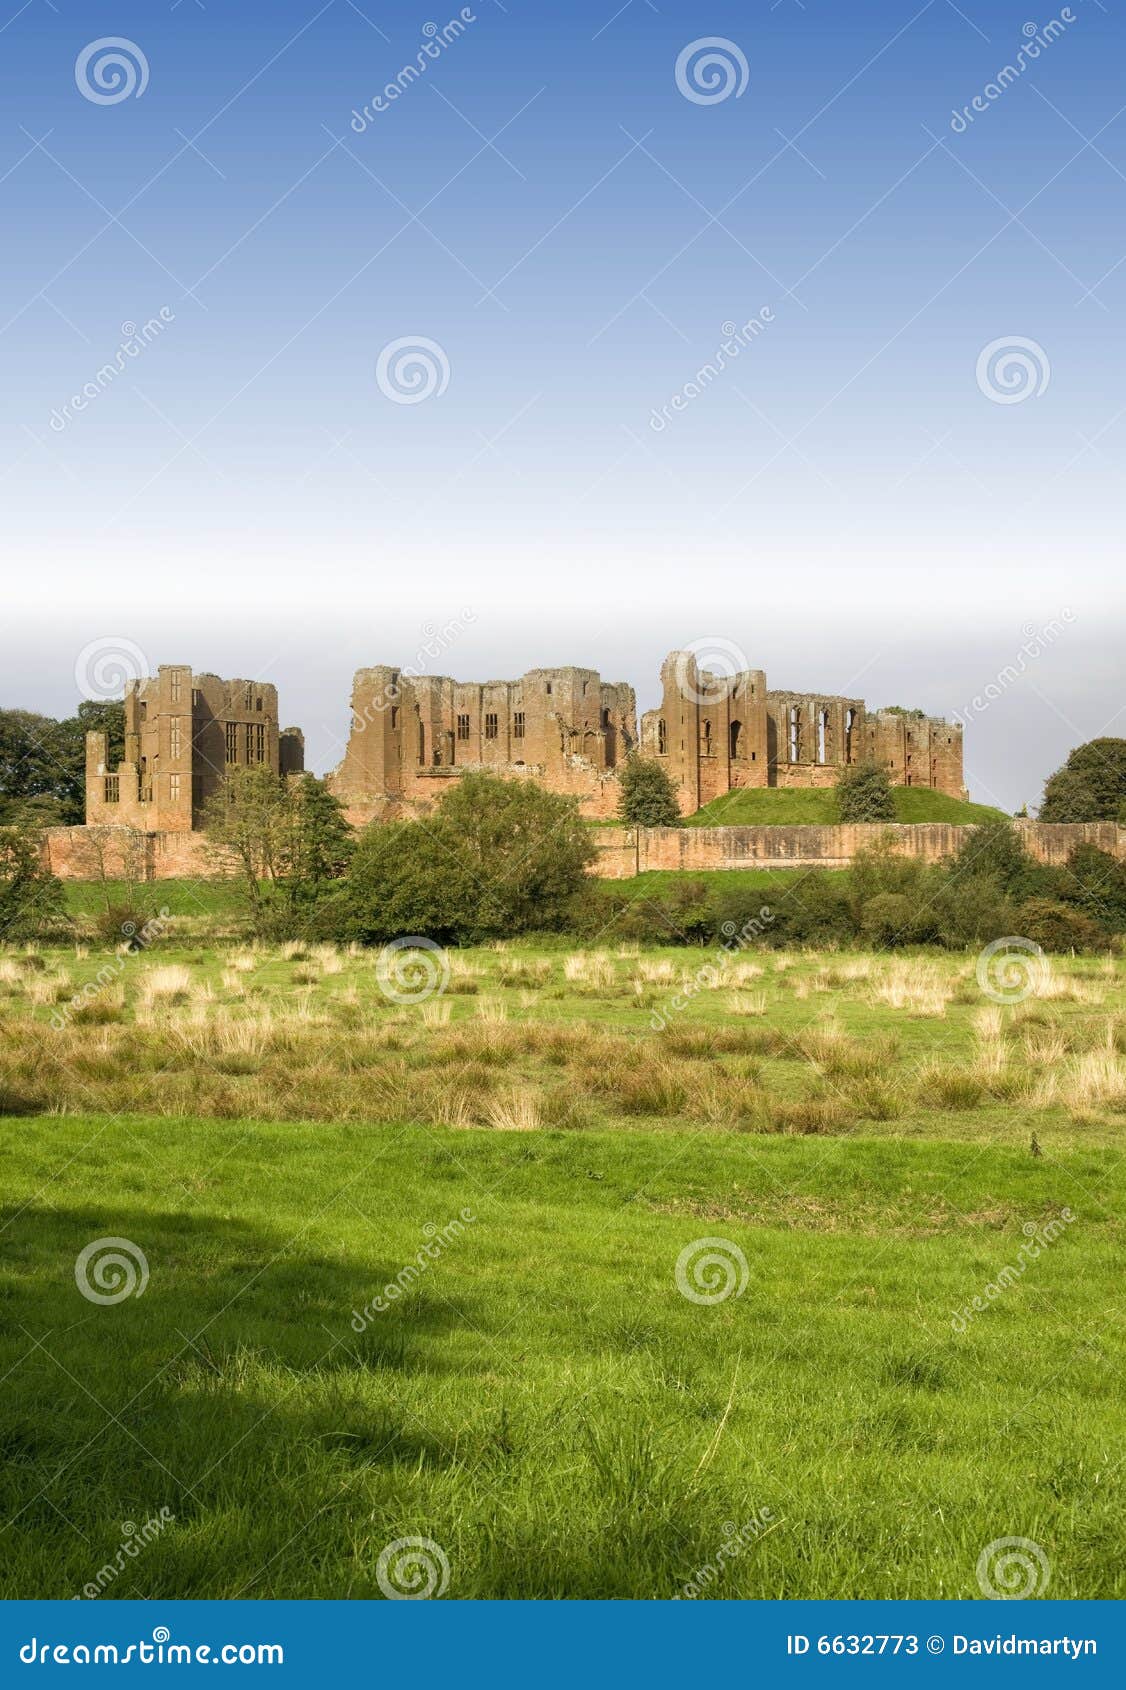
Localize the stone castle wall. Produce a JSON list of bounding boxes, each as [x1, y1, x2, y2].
[[43, 821, 1123, 884], [587, 821, 1124, 878]]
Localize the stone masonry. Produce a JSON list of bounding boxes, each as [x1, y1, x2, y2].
[[85, 666, 304, 832], [328, 664, 637, 825], [81, 649, 965, 833], [639, 650, 965, 815]]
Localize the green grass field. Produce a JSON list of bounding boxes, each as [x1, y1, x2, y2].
[[688, 788, 1007, 826], [1, 939, 1122, 1598]]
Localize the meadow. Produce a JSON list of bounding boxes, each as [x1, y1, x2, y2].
[[0, 931, 1123, 1599]]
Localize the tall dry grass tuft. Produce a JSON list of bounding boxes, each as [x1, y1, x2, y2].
[[474, 995, 509, 1025], [563, 952, 616, 989], [486, 1086, 542, 1131], [421, 998, 453, 1027], [726, 991, 767, 1017], [871, 960, 952, 1018], [137, 965, 193, 1007], [634, 959, 676, 987]]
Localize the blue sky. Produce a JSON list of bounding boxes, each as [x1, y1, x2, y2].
[[1, 0, 1122, 808]]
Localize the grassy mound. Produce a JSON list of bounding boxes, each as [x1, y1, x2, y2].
[[688, 788, 1007, 826]]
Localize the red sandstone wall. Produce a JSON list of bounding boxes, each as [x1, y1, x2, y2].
[[44, 822, 1124, 883], [586, 822, 1124, 879], [45, 827, 229, 881]]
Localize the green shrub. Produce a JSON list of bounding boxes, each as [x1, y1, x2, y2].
[[323, 775, 596, 944], [617, 755, 682, 827], [837, 761, 895, 822], [0, 821, 64, 940], [1016, 898, 1104, 953], [930, 876, 1016, 948], [860, 893, 917, 948], [1058, 843, 1126, 933]]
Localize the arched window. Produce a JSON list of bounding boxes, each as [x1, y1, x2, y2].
[[418, 723, 425, 765], [845, 707, 855, 763], [729, 719, 742, 759], [817, 708, 828, 764], [702, 719, 712, 755], [788, 705, 800, 763], [657, 719, 667, 755]]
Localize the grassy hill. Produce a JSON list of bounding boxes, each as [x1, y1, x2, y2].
[[687, 787, 1007, 827]]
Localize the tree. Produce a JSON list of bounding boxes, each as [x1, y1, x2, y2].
[[203, 768, 352, 935], [0, 710, 64, 825], [1039, 767, 1097, 823], [617, 755, 682, 826], [280, 775, 354, 910], [0, 820, 65, 939], [324, 773, 596, 944], [0, 700, 124, 825], [1058, 842, 1126, 933], [945, 817, 1051, 903], [836, 761, 895, 822], [1040, 738, 1126, 821], [202, 766, 293, 933]]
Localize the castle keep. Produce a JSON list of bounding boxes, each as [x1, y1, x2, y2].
[[83, 650, 965, 831], [86, 666, 304, 831], [640, 650, 965, 813]]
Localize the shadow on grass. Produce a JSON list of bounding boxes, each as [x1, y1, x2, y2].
[[0, 1201, 478, 1595]]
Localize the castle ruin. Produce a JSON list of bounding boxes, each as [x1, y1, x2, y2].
[[85, 666, 304, 831], [83, 650, 965, 831], [327, 650, 965, 821], [639, 650, 965, 813], [328, 664, 637, 824]]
